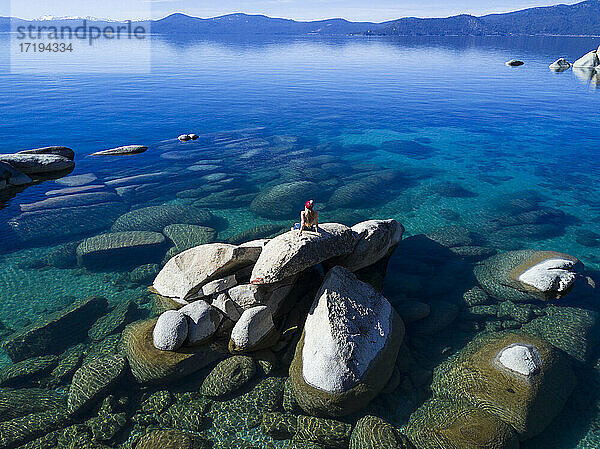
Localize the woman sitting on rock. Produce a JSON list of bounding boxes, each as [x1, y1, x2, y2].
[[292, 200, 319, 236]]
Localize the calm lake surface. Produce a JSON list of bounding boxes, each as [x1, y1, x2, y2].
[[0, 34, 599, 449]]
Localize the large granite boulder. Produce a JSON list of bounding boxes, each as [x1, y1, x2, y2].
[[250, 223, 355, 284], [290, 266, 404, 417], [229, 305, 278, 353], [180, 300, 223, 345], [153, 243, 262, 303], [474, 250, 583, 302], [431, 332, 576, 439], [350, 415, 414, 449], [67, 354, 128, 414], [2, 296, 108, 362], [153, 310, 188, 351], [0, 153, 74, 174], [19, 146, 75, 160], [405, 396, 519, 449], [76, 231, 166, 269], [122, 319, 224, 384], [91, 145, 148, 156], [111, 205, 213, 233], [573, 50, 599, 68], [250, 181, 320, 219], [331, 219, 404, 271]]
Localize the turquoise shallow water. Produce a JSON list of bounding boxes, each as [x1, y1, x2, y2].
[[0, 34, 599, 448]]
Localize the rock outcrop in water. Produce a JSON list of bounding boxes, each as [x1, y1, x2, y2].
[[90, 145, 148, 156], [573, 49, 599, 68], [290, 266, 404, 417]]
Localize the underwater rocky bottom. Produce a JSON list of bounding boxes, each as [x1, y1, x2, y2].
[[1, 215, 599, 449]]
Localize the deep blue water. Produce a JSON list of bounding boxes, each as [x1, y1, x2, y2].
[[0, 33, 599, 448]]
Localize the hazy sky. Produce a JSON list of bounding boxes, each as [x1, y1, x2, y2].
[[8, 0, 583, 22]]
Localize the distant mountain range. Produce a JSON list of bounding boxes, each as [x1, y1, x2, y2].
[[1, 0, 599, 36]]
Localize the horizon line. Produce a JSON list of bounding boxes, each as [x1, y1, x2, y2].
[[4, 0, 591, 24]]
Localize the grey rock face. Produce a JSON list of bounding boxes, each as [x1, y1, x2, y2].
[[333, 219, 404, 271], [251, 223, 355, 284], [153, 310, 189, 351], [90, 145, 148, 156], [19, 146, 75, 160], [0, 162, 32, 186], [573, 50, 599, 68], [179, 300, 222, 345], [549, 58, 571, 71], [153, 243, 262, 303], [0, 153, 74, 174], [229, 305, 277, 353]]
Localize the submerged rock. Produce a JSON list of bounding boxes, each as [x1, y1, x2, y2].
[[8, 202, 128, 244], [67, 354, 128, 414], [123, 318, 224, 384], [19, 146, 75, 160], [261, 412, 298, 440], [406, 396, 519, 449], [0, 388, 66, 421], [290, 267, 404, 417], [522, 305, 600, 363], [505, 59, 524, 66], [111, 205, 213, 233], [350, 415, 414, 449], [55, 173, 97, 186], [431, 332, 575, 439], [251, 223, 355, 284], [0, 355, 59, 387], [76, 231, 166, 269], [20, 191, 120, 212], [331, 219, 404, 271], [200, 355, 257, 397], [136, 429, 207, 449], [0, 409, 70, 449], [2, 296, 108, 362], [294, 415, 352, 449], [88, 300, 140, 342], [475, 250, 583, 302], [227, 224, 285, 245], [90, 145, 148, 156], [163, 224, 217, 254], [0, 153, 74, 174], [153, 243, 262, 303], [250, 181, 320, 218]]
